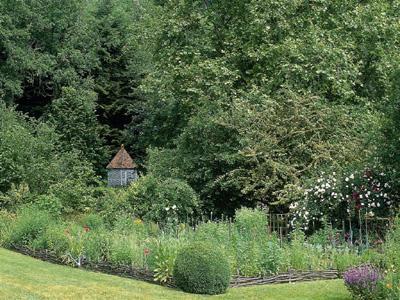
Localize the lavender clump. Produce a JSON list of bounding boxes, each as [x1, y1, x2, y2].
[[343, 265, 382, 299]]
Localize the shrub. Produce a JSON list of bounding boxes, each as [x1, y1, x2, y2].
[[0, 183, 32, 211], [35, 194, 63, 216], [344, 265, 381, 300], [49, 179, 96, 214], [127, 175, 199, 224], [173, 242, 231, 295], [291, 168, 399, 230], [95, 187, 134, 225], [7, 206, 53, 247]]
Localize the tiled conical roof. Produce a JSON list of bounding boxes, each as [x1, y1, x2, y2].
[[106, 144, 137, 169]]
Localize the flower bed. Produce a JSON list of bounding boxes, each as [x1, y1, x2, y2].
[[11, 245, 340, 289], [2, 207, 397, 294]]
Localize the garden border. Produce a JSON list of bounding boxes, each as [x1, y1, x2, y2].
[[11, 246, 339, 289], [230, 270, 339, 287]]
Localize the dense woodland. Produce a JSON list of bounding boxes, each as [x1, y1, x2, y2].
[[1, 0, 400, 218]]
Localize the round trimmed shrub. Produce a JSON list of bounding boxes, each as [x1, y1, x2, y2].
[[173, 242, 231, 295]]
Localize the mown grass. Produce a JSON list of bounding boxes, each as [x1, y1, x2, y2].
[[0, 248, 351, 300]]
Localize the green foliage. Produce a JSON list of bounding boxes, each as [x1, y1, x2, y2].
[[149, 238, 183, 284], [108, 234, 143, 266], [63, 223, 90, 267], [49, 179, 96, 214], [31, 222, 69, 255], [193, 222, 232, 254], [127, 175, 199, 224], [46, 86, 107, 171], [0, 183, 31, 211], [307, 225, 344, 249], [332, 249, 362, 273], [78, 213, 105, 231], [7, 206, 53, 247], [376, 271, 400, 300], [292, 168, 399, 229], [233, 208, 282, 276], [0, 105, 60, 194], [235, 208, 267, 237], [95, 188, 134, 225], [173, 242, 231, 295], [84, 227, 109, 263], [284, 229, 309, 270], [35, 194, 63, 216], [383, 217, 400, 270], [0, 210, 14, 246], [0, 104, 97, 210]]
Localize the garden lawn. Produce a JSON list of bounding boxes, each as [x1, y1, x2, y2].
[[0, 248, 351, 300]]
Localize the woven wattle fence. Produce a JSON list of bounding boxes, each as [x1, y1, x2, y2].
[[230, 270, 339, 287], [11, 246, 158, 286], [11, 246, 339, 288]]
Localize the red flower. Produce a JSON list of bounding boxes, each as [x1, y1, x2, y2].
[[144, 248, 150, 256]]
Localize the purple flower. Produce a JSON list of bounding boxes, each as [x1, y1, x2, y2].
[[344, 265, 382, 299]]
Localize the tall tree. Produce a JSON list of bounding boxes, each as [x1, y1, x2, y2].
[[93, 0, 155, 155], [140, 0, 400, 214]]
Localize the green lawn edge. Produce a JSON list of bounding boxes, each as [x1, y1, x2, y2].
[[0, 248, 351, 300]]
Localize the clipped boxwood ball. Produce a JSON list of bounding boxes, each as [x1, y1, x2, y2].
[[173, 242, 231, 295]]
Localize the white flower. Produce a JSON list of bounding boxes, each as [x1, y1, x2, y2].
[[165, 207, 170, 211], [368, 211, 375, 217], [345, 177, 349, 182], [377, 203, 380, 207], [172, 205, 177, 210], [350, 174, 354, 179]]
